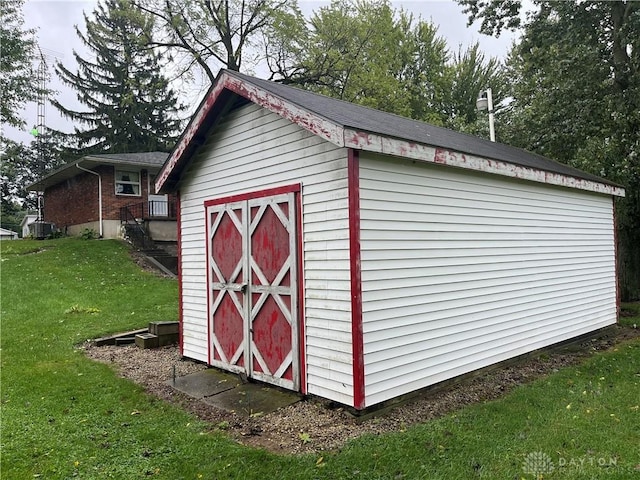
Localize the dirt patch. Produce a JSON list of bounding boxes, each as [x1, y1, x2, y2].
[[15, 246, 50, 255], [128, 249, 174, 278], [83, 326, 640, 455]]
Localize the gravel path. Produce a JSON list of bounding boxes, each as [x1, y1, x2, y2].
[[83, 325, 639, 455]]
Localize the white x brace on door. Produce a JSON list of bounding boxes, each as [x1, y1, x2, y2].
[[206, 192, 298, 391]]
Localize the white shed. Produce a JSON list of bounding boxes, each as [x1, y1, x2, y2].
[[21, 214, 38, 238], [157, 69, 624, 410]]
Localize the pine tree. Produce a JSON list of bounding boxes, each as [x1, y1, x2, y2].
[[53, 0, 183, 154]]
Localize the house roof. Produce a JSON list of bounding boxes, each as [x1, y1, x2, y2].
[[28, 152, 169, 191], [0, 227, 19, 237], [156, 69, 624, 197]]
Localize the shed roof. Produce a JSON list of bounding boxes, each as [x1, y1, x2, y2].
[[28, 152, 169, 191], [157, 69, 624, 197]]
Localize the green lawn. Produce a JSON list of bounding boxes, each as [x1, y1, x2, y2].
[[1, 238, 639, 479]]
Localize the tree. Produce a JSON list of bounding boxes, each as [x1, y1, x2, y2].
[[0, 0, 39, 128], [53, 0, 184, 154], [267, 0, 506, 130], [133, 0, 302, 83], [0, 139, 32, 215], [275, 0, 418, 117], [457, 0, 523, 37], [1, 133, 64, 220], [442, 44, 505, 134], [458, 0, 640, 299]]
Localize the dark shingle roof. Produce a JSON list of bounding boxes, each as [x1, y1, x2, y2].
[[227, 71, 617, 188], [83, 152, 169, 166], [157, 69, 622, 194], [28, 151, 169, 191]]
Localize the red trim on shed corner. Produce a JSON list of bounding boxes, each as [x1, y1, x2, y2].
[[296, 189, 307, 395], [177, 192, 184, 357], [613, 199, 620, 321], [203, 184, 301, 207], [348, 149, 365, 410], [204, 200, 213, 366]]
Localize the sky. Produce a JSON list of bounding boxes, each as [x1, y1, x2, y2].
[[4, 0, 520, 146]]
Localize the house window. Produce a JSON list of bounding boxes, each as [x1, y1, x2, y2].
[[115, 170, 140, 196]]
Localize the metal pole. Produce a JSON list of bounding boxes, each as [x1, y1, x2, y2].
[[487, 88, 495, 142]]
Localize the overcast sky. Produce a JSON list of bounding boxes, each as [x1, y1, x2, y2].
[[4, 0, 519, 145]]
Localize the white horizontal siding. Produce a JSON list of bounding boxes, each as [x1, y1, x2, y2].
[[359, 153, 617, 407], [179, 103, 354, 405]]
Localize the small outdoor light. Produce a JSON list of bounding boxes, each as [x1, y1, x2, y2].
[[476, 88, 496, 142]]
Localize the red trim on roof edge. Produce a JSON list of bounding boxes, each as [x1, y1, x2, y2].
[[157, 72, 229, 192], [157, 69, 623, 198], [223, 76, 343, 146], [348, 149, 365, 410], [431, 147, 625, 197], [156, 70, 343, 194]]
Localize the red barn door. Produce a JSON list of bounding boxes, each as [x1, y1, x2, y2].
[[206, 191, 298, 391]]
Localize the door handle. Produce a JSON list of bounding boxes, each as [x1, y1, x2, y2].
[[228, 283, 248, 293]]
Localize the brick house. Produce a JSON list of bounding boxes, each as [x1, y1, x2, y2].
[[29, 152, 177, 241]]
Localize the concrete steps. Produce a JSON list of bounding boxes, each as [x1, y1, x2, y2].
[[135, 321, 179, 349], [123, 222, 178, 275], [94, 321, 179, 349]]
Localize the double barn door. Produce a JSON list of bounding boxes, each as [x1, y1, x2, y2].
[[206, 192, 298, 390]]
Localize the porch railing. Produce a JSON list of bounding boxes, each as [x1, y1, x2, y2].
[[119, 204, 155, 250], [119, 200, 177, 221]]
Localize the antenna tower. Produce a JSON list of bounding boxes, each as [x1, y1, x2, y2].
[[33, 46, 63, 221]]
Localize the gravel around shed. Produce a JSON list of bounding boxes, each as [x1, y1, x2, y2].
[[83, 324, 639, 455]]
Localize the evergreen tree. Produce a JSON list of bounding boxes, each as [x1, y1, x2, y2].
[[53, 0, 184, 154]]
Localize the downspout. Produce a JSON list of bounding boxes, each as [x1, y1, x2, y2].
[[76, 164, 103, 238]]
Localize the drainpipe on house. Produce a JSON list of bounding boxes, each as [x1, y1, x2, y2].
[[76, 164, 103, 237]]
